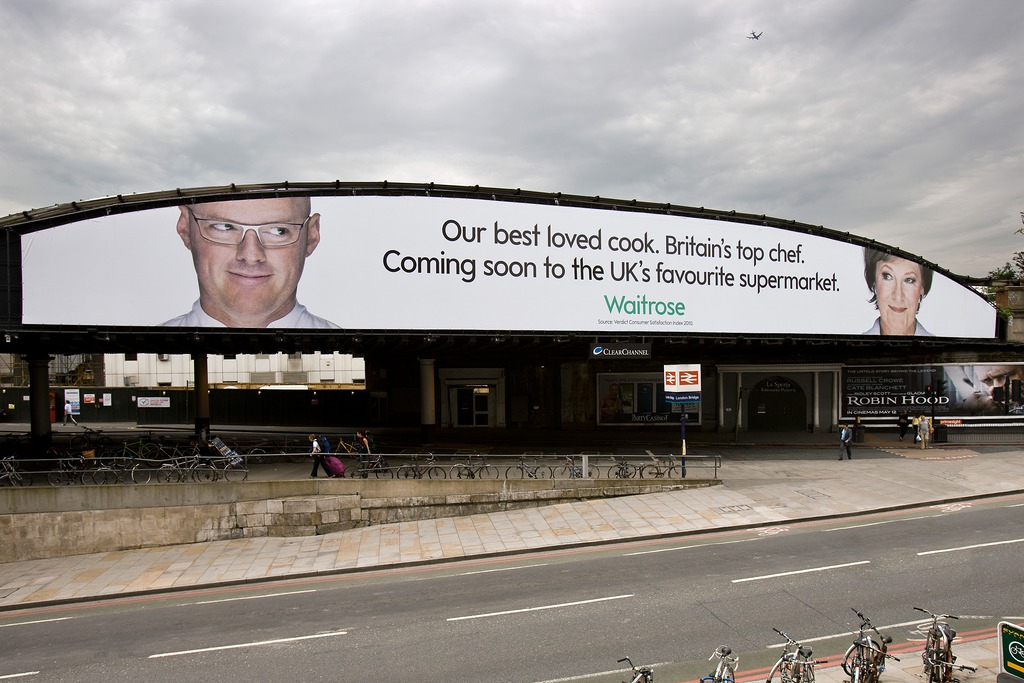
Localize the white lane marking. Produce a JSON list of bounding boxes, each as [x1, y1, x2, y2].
[[532, 661, 674, 683], [458, 563, 548, 576], [149, 630, 348, 658], [447, 594, 633, 622], [1008, 503, 1024, 508], [917, 537, 1024, 556], [625, 538, 753, 556], [0, 617, 73, 628], [826, 515, 943, 531], [0, 673, 39, 680], [193, 589, 317, 605], [732, 560, 870, 583]]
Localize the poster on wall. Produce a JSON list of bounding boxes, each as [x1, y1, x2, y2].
[[598, 372, 699, 426], [20, 195, 996, 338], [63, 388, 80, 415], [843, 364, 1024, 420]]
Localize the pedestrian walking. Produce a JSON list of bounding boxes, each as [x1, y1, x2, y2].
[[917, 414, 932, 449], [897, 411, 910, 441], [838, 424, 853, 460], [308, 433, 326, 478], [62, 400, 78, 426]]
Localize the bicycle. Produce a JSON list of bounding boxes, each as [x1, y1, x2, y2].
[[702, 645, 738, 683], [842, 608, 898, 683], [913, 607, 977, 683], [449, 453, 498, 480], [766, 628, 825, 683], [639, 455, 682, 479], [618, 656, 654, 683], [549, 455, 595, 479], [397, 452, 447, 479], [47, 455, 89, 486], [68, 425, 112, 450], [350, 452, 393, 479], [607, 456, 638, 479], [504, 454, 550, 479], [0, 455, 32, 486]]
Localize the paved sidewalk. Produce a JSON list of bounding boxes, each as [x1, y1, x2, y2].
[[1, 444, 1020, 681]]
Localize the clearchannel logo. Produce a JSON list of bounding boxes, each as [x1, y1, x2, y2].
[[589, 343, 652, 359]]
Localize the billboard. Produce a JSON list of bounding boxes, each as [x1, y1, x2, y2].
[[843, 363, 1024, 420], [21, 194, 996, 337]]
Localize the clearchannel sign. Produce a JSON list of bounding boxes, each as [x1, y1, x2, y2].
[[20, 194, 996, 337], [589, 343, 652, 359]]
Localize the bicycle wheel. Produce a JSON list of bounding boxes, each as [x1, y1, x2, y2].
[[397, 464, 420, 479], [191, 464, 218, 482], [476, 464, 499, 479], [613, 463, 637, 478], [426, 465, 447, 479], [156, 464, 180, 483], [221, 462, 248, 482], [5, 468, 31, 487], [927, 643, 952, 683], [450, 464, 473, 479], [47, 469, 69, 486], [639, 464, 663, 479], [371, 466, 393, 479], [87, 467, 118, 486], [505, 466, 527, 479], [130, 463, 152, 484], [246, 447, 270, 464]]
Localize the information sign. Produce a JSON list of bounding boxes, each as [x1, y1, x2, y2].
[[1001, 621, 1024, 681]]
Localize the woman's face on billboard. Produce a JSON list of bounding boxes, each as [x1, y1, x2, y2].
[[874, 256, 924, 335]]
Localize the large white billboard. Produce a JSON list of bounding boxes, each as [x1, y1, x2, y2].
[[21, 195, 996, 337]]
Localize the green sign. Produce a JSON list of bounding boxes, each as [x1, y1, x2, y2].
[[1001, 621, 1024, 680]]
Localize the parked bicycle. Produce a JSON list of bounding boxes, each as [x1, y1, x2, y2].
[[701, 645, 738, 683], [397, 452, 447, 479], [47, 454, 90, 486], [842, 608, 898, 683], [0, 455, 32, 487], [607, 456, 638, 479], [351, 452, 393, 479], [549, 455, 595, 479], [68, 425, 112, 450], [618, 656, 654, 683], [639, 455, 682, 479], [766, 628, 824, 683], [449, 453, 498, 480], [914, 607, 976, 683], [504, 454, 550, 479]]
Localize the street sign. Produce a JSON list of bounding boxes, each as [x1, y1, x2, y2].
[[1000, 621, 1024, 681], [664, 364, 701, 404]]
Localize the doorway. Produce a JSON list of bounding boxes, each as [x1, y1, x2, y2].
[[747, 375, 807, 431], [451, 386, 493, 427]]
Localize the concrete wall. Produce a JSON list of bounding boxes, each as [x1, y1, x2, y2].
[[0, 478, 714, 563]]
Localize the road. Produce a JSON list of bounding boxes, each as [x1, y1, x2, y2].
[[2, 494, 1021, 682]]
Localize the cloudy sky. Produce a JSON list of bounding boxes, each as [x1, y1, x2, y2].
[[1, 0, 1021, 277]]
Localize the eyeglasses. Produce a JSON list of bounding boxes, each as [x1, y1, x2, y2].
[[186, 206, 309, 248]]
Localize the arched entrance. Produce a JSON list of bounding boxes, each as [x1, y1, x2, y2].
[[748, 375, 807, 431]]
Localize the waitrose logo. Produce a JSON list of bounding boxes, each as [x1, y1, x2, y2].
[[604, 294, 685, 316]]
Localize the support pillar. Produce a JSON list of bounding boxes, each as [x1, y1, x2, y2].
[[193, 353, 210, 439], [28, 354, 52, 453], [419, 358, 436, 443], [812, 371, 820, 432]]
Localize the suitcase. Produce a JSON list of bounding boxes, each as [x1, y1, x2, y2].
[[322, 455, 346, 477]]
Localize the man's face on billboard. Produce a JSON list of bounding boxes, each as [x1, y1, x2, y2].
[[176, 198, 320, 327]]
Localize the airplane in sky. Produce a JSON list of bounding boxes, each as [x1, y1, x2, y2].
[[748, 31, 762, 40]]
